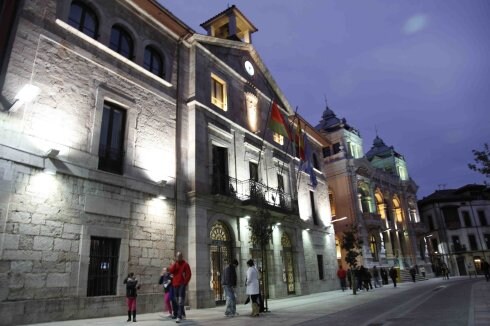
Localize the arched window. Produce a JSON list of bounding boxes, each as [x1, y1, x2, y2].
[[370, 234, 379, 261], [110, 25, 133, 59], [144, 46, 164, 78], [393, 197, 403, 223], [68, 1, 98, 38]]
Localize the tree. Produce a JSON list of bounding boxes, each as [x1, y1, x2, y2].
[[468, 143, 490, 181], [247, 208, 274, 311], [341, 224, 363, 295]]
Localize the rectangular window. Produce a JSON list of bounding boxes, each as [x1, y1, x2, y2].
[[310, 191, 318, 225], [273, 132, 284, 145], [317, 255, 324, 280], [431, 238, 439, 252], [322, 146, 331, 158], [462, 211, 472, 227], [442, 206, 461, 229], [478, 210, 487, 226], [87, 237, 120, 297], [427, 215, 435, 231], [468, 234, 478, 251], [98, 102, 126, 174], [333, 142, 341, 154], [211, 73, 227, 111], [484, 234, 490, 249], [211, 145, 229, 195]]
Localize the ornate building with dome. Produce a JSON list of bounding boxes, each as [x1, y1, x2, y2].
[[316, 105, 429, 275]]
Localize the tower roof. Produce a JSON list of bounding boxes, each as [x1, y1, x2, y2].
[[365, 135, 404, 160], [200, 5, 258, 43], [315, 105, 359, 135]]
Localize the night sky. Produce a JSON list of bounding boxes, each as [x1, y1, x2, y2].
[[161, 0, 490, 198]]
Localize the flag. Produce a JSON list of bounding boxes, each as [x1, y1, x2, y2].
[[268, 101, 290, 140], [302, 133, 318, 188], [294, 119, 305, 161]]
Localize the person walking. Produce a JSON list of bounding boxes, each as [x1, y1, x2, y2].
[[372, 266, 381, 288], [169, 252, 192, 324], [245, 259, 260, 317], [159, 267, 173, 318], [409, 266, 416, 282], [124, 272, 140, 322], [482, 259, 490, 281], [389, 266, 398, 288], [222, 258, 239, 317], [337, 265, 347, 291], [380, 267, 389, 285]]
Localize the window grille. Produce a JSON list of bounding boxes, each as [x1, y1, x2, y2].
[[87, 236, 121, 297]]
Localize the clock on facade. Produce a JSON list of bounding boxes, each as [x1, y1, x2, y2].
[[244, 60, 254, 76]]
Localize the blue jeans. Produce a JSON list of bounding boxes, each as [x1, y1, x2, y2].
[[223, 285, 236, 315], [174, 285, 186, 319]]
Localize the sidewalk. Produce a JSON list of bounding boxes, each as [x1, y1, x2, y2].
[[27, 277, 489, 326]]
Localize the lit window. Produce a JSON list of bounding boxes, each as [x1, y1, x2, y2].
[[68, 1, 98, 39], [273, 132, 284, 145], [144, 46, 164, 78], [211, 73, 227, 110], [110, 25, 133, 59]]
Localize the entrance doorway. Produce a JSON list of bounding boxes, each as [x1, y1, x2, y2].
[[281, 233, 295, 294], [210, 221, 231, 305]]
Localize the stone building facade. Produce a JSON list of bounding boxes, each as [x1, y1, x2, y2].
[[418, 184, 490, 277], [0, 0, 193, 324], [316, 106, 429, 275], [0, 2, 338, 324]]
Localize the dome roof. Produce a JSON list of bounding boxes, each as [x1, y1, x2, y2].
[[365, 135, 404, 160], [315, 105, 359, 135]]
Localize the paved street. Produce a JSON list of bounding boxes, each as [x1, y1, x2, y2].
[[28, 277, 489, 326]]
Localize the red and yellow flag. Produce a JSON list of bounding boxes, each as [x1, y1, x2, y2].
[[268, 101, 290, 140]]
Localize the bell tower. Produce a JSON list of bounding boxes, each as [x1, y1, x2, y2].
[[200, 5, 258, 43]]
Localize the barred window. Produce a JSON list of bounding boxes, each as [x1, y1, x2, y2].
[[87, 237, 120, 297]]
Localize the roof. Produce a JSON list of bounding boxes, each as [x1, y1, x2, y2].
[[365, 135, 404, 161], [133, 0, 195, 37], [418, 184, 490, 205], [315, 105, 359, 135], [200, 5, 258, 33]]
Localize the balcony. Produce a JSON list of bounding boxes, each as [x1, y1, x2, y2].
[[451, 243, 467, 253], [362, 212, 383, 228], [212, 174, 295, 212]]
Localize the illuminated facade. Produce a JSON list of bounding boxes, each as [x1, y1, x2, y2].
[[418, 184, 490, 277], [316, 106, 429, 274], [0, 2, 337, 323]]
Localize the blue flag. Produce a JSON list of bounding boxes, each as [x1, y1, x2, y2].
[[301, 133, 318, 188]]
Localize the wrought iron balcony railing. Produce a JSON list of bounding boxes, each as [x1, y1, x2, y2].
[[211, 174, 294, 211]]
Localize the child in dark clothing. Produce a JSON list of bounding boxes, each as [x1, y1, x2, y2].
[[124, 272, 140, 322]]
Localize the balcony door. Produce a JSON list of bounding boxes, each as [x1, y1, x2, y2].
[[212, 145, 228, 195]]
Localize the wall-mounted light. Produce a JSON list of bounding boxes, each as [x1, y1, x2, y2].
[[305, 228, 310, 231], [44, 149, 60, 159], [244, 215, 251, 220], [158, 195, 166, 200], [331, 216, 347, 223], [9, 84, 40, 112], [275, 222, 281, 226], [425, 234, 433, 238], [382, 228, 392, 233]]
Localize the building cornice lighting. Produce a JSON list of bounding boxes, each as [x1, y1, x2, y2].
[[9, 84, 40, 112]]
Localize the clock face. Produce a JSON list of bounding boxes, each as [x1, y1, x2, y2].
[[244, 60, 254, 76]]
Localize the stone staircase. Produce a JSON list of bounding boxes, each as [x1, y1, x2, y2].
[[399, 269, 428, 283]]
